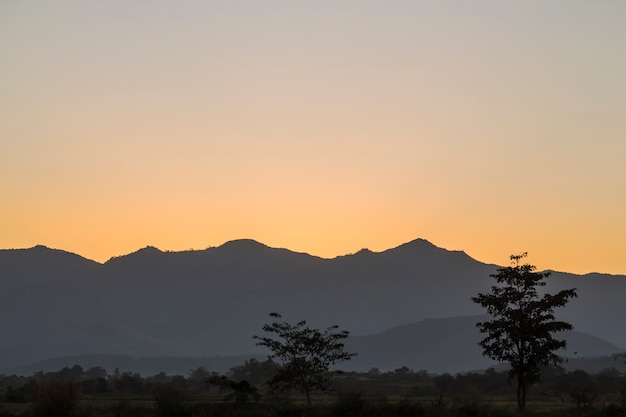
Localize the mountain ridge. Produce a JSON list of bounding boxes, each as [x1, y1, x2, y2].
[[3, 238, 480, 266], [1, 238, 625, 374], [5, 240, 624, 278]]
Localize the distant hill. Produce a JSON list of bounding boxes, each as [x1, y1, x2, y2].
[[343, 315, 624, 374], [1, 239, 625, 374], [5, 354, 262, 377], [4, 316, 622, 377]]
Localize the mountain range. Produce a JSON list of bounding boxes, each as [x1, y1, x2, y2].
[[1, 239, 625, 375]]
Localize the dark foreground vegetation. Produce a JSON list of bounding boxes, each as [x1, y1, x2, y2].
[[2, 361, 626, 417]]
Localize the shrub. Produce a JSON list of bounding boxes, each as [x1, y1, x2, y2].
[[332, 391, 365, 417], [153, 387, 191, 417], [30, 378, 86, 417]]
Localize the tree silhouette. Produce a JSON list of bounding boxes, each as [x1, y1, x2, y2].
[[472, 253, 577, 410], [208, 375, 260, 404], [253, 312, 355, 406]]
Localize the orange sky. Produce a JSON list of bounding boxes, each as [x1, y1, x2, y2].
[[1, 1, 625, 274]]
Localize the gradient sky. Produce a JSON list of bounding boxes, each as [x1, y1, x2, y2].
[[2, 1, 625, 274]]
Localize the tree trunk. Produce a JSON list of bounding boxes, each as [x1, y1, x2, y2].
[[303, 384, 311, 407], [517, 373, 527, 410]]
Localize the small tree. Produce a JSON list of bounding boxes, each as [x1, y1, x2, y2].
[[253, 312, 356, 406], [208, 375, 260, 404], [472, 253, 577, 410]]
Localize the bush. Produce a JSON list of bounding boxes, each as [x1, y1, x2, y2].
[[153, 387, 191, 417], [106, 400, 153, 417], [30, 378, 86, 417], [332, 391, 365, 417]]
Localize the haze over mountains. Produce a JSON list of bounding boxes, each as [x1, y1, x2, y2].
[[1, 239, 624, 375]]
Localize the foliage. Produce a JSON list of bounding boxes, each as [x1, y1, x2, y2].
[[30, 378, 85, 417], [559, 369, 596, 408], [2, 365, 626, 416], [112, 371, 144, 394], [472, 253, 578, 410], [229, 358, 281, 387], [153, 386, 192, 417], [208, 375, 260, 404], [331, 390, 366, 417], [188, 366, 216, 387], [253, 312, 356, 406]]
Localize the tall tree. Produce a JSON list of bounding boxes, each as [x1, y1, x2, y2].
[[472, 253, 577, 410], [253, 312, 355, 406]]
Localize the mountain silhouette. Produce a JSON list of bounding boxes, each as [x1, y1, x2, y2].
[[1, 239, 624, 373], [344, 315, 623, 374], [4, 316, 621, 376]]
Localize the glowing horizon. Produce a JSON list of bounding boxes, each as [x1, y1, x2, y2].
[[2, 1, 625, 275]]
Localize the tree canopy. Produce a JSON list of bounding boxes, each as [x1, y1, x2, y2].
[[253, 312, 356, 406], [472, 253, 577, 410]]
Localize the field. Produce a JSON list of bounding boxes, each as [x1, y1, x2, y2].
[[2, 394, 621, 417], [2, 366, 626, 417]]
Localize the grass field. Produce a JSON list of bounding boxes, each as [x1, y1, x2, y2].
[[2, 390, 625, 417]]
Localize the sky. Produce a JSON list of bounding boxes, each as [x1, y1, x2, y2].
[[1, 1, 625, 275]]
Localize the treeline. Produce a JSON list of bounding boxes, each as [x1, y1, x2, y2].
[[2, 360, 626, 416], [1, 365, 217, 400], [335, 366, 626, 407]]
